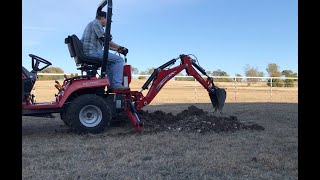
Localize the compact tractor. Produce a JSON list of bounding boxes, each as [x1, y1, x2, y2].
[[22, 0, 226, 134]]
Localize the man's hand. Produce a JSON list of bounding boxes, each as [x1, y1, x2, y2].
[[117, 46, 129, 56]]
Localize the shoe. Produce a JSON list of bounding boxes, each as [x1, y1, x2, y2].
[[110, 85, 130, 91]]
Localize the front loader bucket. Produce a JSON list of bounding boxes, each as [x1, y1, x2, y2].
[[209, 86, 226, 111]]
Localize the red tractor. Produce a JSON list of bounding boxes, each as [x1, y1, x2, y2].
[[22, 0, 226, 134]]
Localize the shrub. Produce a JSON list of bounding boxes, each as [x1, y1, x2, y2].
[[267, 79, 284, 87]]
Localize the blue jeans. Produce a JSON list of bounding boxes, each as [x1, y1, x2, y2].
[[88, 50, 124, 88]]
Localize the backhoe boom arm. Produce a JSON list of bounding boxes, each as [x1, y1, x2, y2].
[[136, 54, 226, 111]]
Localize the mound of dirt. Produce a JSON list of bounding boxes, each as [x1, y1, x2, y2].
[[112, 105, 265, 134]]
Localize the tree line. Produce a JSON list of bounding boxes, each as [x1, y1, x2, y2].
[[133, 63, 297, 87]]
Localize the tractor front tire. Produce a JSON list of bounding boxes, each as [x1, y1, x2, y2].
[[64, 94, 112, 134]]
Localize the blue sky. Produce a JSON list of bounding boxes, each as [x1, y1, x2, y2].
[[22, 0, 297, 76]]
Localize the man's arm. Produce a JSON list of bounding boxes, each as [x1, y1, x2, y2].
[[110, 41, 129, 55], [109, 41, 121, 51], [99, 36, 125, 52]]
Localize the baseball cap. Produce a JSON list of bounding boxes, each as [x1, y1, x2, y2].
[[96, 11, 106, 18]]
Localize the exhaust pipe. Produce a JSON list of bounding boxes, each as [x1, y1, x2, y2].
[[209, 86, 226, 112]]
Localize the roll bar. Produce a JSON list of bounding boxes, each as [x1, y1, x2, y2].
[[97, 0, 113, 78]]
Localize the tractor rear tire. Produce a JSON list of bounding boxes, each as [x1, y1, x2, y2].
[[64, 94, 112, 134]]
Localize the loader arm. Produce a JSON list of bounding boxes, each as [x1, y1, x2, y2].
[[136, 54, 226, 111]]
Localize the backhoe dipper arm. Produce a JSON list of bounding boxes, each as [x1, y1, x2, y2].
[[136, 54, 216, 110], [184, 55, 214, 91]]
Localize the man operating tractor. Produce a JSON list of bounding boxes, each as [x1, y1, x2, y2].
[[81, 10, 129, 91]]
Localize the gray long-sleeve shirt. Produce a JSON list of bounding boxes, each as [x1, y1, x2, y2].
[[81, 19, 104, 55]]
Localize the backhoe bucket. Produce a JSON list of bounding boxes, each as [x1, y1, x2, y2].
[[209, 86, 226, 111]]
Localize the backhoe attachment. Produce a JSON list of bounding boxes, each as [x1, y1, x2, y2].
[[136, 54, 227, 112]]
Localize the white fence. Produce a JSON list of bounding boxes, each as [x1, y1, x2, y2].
[[37, 73, 298, 81], [36, 73, 298, 101]]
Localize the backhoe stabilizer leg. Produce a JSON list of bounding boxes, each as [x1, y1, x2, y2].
[[126, 99, 144, 132], [209, 87, 226, 113]]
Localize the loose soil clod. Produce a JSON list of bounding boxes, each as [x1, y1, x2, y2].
[[112, 105, 264, 133]]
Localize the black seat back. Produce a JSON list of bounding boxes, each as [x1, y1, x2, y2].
[[65, 36, 76, 58], [71, 35, 85, 64], [65, 34, 102, 66]]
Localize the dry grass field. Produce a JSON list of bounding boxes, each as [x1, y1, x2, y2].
[[22, 80, 298, 179]]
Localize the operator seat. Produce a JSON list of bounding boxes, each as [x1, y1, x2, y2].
[[64, 34, 102, 74]]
